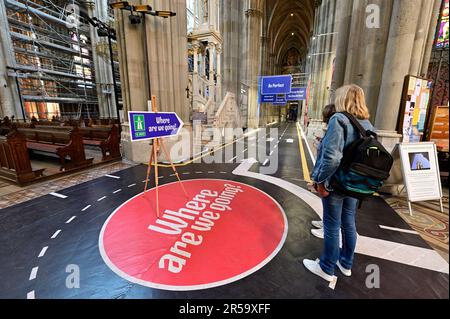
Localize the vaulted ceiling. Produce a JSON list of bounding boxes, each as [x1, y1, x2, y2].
[[266, 0, 315, 69]]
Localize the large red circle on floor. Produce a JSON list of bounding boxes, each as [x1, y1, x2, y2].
[[99, 179, 287, 291]]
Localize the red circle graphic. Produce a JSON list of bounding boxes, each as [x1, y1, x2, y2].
[[99, 179, 287, 291]]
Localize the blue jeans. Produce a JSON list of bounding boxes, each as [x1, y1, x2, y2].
[[319, 192, 358, 276]]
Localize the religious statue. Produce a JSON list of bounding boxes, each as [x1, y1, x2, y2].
[[202, 0, 209, 19]]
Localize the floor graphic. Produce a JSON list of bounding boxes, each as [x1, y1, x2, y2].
[[0, 123, 448, 299], [100, 179, 287, 290]]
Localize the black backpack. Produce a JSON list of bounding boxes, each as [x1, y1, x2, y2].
[[330, 112, 394, 200]]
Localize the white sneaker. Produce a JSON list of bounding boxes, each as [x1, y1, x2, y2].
[[336, 261, 352, 277], [311, 220, 323, 229], [311, 228, 324, 239], [302, 259, 335, 282]]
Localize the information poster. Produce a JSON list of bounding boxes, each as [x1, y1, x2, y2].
[[399, 142, 443, 202], [398, 76, 433, 143]]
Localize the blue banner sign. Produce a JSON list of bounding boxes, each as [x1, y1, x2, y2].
[[261, 75, 292, 95], [273, 95, 287, 105], [128, 111, 184, 142], [287, 87, 307, 101], [260, 94, 276, 103]]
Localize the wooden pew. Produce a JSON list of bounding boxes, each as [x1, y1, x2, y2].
[[19, 127, 93, 171], [33, 125, 121, 161], [0, 130, 45, 184]]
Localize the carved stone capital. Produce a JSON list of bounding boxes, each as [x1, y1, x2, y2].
[[245, 8, 262, 18]]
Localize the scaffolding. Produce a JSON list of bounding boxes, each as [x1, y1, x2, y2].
[[3, 0, 120, 120]]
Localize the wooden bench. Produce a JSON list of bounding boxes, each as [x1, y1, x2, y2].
[[19, 127, 93, 171], [34, 125, 121, 161], [0, 130, 45, 184]]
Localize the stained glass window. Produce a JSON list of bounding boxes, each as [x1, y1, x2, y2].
[[436, 0, 449, 49]]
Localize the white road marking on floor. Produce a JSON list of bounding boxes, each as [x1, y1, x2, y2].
[[328, 277, 338, 290], [170, 174, 176, 177], [208, 171, 215, 174], [29, 267, 39, 280], [228, 156, 237, 162], [105, 174, 120, 179], [65, 216, 76, 224], [49, 192, 67, 199], [97, 196, 107, 202], [182, 172, 191, 175], [195, 171, 203, 174], [286, 138, 294, 143], [298, 123, 316, 165], [242, 148, 248, 153], [220, 172, 227, 174], [38, 246, 48, 258], [379, 225, 419, 235], [81, 205, 91, 211], [270, 150, 274, 156], [274, 145, 278, 149], [127, 183, 136, 188], [267, 138, 274, 142], [113, 189, 122, 194], [27, 291, 35, 299], [158, 176, 165, 179], [51, 230, 61, 239], [263, 159, 269, 166], [233, 159, 449, 274]]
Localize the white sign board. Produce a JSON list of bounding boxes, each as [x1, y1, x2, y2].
[[398, 142, 443, 214]]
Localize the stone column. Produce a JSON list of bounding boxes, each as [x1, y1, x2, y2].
[[409, 0, 434, 76], [208, 42, 215, 101], [117, 0, 189, 163], [329, 0, 353, 101], [216, 44, 222, 100], [244, 2, 263, 129], [192, 40, 200, 110], [421, 0, 442, 77], [375, 0, 422, 131], [0, 0, 21, 119]]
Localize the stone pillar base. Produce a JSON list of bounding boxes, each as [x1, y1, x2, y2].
[[376, 130, 405, 195]]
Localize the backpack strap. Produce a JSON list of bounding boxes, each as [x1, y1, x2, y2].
[[340, 112, 368, 138]]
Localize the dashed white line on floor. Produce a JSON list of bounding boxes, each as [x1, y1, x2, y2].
[[49, 192, 67, 199], [38, 246, 48, 258], [243, 149, 248, 153], [97, 196, 107, 202], [105, 174, 120, 179], [220, 172, 227, 174], [65, 216, 76, 224], [208, 171, 215, 174], [286, 138, 294, 143], [81, 205, 91, 211], [29, 267, 39, 281], [159, 176, 165, 179], [274, 145, 278, 149], [270, 150, 274, 156], [128, 183, 136, 188], [379, 225, 419, 235], [27, 291, 35, 299], [263, 159, 269, 166], [196, 172, 203, 174], [51, 230, 61, 239], [113, 189, 122, 194], [182, 172, 191, 175], [229, 156, 237, 162]]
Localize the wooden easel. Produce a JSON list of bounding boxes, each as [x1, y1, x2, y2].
[[144, 95, 188, 218]]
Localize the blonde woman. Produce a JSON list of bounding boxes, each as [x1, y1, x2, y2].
[[303, 84, 374, 282]]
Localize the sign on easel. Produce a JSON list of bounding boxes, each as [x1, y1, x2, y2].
[[127, 96, 188, 218], [398, 142, 444, 216], [128, 111, 184, 142]]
